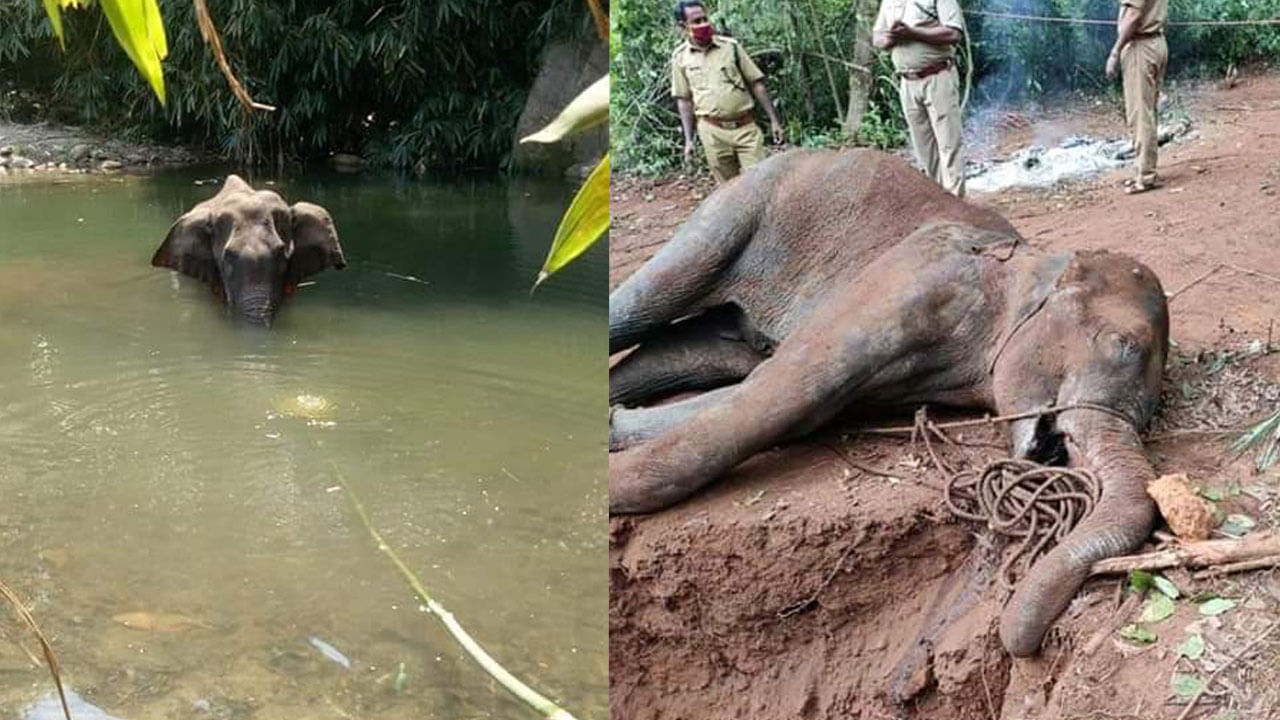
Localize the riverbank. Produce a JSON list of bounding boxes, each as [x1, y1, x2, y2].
[[0, 120, 201, 175]]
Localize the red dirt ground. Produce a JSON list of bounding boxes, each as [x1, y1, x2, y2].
[[610, 72, 1280, 720]]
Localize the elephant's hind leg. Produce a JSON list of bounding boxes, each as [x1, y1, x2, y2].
[[610, 306, 766, 406], [609, 181, 763, 354], [611, 386, 736, 451]]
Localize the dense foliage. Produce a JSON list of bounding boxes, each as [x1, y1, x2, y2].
[[613, 0, 1280, 176], [0, 0, 590, 170]]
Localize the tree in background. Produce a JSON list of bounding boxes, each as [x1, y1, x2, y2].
[[0, 0, 592, 171], [613, 0, 1280, 177]]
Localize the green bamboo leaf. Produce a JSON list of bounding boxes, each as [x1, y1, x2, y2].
[[533, 153, 609, 289], [42, 0, 65, 48], [99, 0, 168, 104], [143, 0, 168, 59], [520, 76, 608, 144]]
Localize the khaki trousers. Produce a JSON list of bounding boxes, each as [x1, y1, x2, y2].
[[1122, 35, 1168, 185], [899, 66, 965, 197], [697, 120, 766, 183]]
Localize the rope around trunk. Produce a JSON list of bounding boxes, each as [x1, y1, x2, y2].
[[909, 409, 1103, 589]]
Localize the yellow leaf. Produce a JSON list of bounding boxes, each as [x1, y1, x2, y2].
[[144, 0, 168, 59], [42, 0, 65, 48], [534, 154, 609, 289], [520, 76, 608, 145], [99, 0, 168, 104]]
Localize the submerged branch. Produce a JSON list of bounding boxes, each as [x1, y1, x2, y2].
[[330, 463, 578, 720]]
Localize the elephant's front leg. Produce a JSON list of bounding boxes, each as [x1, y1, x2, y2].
[[609, 310, 944, 513], [609, 245, 992, 514]]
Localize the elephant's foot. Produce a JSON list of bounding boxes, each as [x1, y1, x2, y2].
[[610, 386, 738, 451], [609, 306, 764, 407], [609, 447, 704, 515]]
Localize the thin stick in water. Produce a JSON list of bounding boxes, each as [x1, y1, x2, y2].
[[0, 581, 72, 720], [330, 463, 578, 720]]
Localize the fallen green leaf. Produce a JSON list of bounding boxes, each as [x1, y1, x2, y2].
[[41, 0, 64, 47], [520, 75, 608, 144], [1176, 633, 1205, 660], [533, 153, 609, 289], [1171, 672, 1206, 698], [1199, 486, 1225, 502], [1152, 574, 1181, 599], [1140, 594, 1176, 623], [1210, 710, 1239, 720], [1129, 569, 1154, 594], [1219, 513, 1256, 537], [1119, 624, 1157, 643], [1198, 597, 1236, 616]]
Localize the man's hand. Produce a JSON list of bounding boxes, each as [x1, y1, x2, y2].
[[684, 137, 696, 164], [770, 121, 785, 145], [1105, 49, 1120, 79], [889, 20, 914, 43]]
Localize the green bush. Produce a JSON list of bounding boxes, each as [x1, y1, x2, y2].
[[611, 0, 881, 175], [0, 0, 590, 171]]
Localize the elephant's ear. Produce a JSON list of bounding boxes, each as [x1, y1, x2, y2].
[[288, 202, 347, 283], [152, 209, 220, 287]]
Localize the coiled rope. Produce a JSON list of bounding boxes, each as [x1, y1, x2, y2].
[[908, 407, 1104, 589]]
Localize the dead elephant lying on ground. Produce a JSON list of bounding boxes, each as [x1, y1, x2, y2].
[[608, 149, 1169, 657]]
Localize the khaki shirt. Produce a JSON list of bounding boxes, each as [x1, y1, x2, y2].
[[873, 0, 965, 73], [1120, 0, 1167, 35], [671, 36, 765, 119]]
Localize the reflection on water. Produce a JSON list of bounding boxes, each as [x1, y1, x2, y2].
[[0, 169, 606, 719]]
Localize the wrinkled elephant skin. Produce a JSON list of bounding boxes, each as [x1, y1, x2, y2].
[[152, 174, 346, 326], [608, 149, 1169, 657]]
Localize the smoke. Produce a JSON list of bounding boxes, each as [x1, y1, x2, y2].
[[967, 0, 1117, 144]]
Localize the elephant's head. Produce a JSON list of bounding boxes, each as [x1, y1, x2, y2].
[[995, 250, 1169, 656], [152, 175, 346, 326]]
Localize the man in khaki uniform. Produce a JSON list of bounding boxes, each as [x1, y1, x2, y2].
[[872, 0, 967, 197], [1106, 0, 1168, 193], [671, 0, 784, 183]]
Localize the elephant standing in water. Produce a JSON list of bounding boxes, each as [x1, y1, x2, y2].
[[152, 175, 346, 326], [609, 149, 1169, 656]]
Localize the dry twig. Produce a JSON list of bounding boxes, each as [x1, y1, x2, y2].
[[194, 0, 276, 112], [1090, 534, 1280, 575]]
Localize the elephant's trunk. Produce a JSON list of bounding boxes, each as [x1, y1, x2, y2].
[[234, 296, 277, 328], [998, 410, 1156, 656]]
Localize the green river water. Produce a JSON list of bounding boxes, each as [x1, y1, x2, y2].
[[0, 169, 606, 719]]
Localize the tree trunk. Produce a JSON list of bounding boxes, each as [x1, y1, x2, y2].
[[844, 0, 880, 140]]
